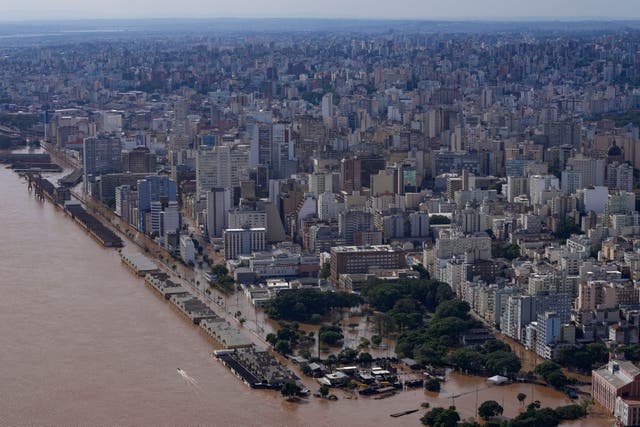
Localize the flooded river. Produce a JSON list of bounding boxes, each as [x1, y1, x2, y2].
[[0, 163, 613, 426]]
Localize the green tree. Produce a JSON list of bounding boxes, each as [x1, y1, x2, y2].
[[357, 352, 373, 365], [300, 363, 312, 377], [280, 381, 301, 397], [556, 343, 608, 372], [319, 325, 344, 346], [485, 351, 521, 377], [371, 335, 382, 346], [338, 347, 359, 363], [425, 378, 441, 392], [319, 263, 330, 279], [435, 299, 470, 320], [534, 361, 562, 378], [413, 263, 431, 279], [266, 289, 361, 322], [483, 339, 511, 354], [266, 333, 277, 346], [517, 393, 527, 406], [534, 361, 568, 389], [275, 340, 292, 355], [430, 215, 451, 225], [554, 404, 587, 420], [546, 370, 569, 389], [450, 348, 484, 372], [211, 264, 229, 277], [319, 384, 329, 397], [554, 218, 583, 240], [478, 400, 503, 420], [512, 407, 559, 427], [421, 406, 459, 427]]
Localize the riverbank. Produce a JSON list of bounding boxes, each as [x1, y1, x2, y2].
[[2, 150, 614, 426]]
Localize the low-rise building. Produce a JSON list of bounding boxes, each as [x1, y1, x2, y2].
[[329, 245, 406, 282], [593, 360, 640, 426]]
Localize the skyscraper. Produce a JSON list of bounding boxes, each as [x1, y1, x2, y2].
[[196, 145, 249, 199], [137, 175, 177, 231], [83, 134, 122, 192], [206, 188, 232, 239]]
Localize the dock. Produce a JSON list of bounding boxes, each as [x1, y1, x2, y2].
[[66, 204, 123, 247], [120, 251, 159, 276], [213, 346, 298, 389], [169, 294, 220, 324], [58, 169, 83, 187]]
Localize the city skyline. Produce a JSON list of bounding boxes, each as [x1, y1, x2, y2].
[[2, 0, 640, 21]]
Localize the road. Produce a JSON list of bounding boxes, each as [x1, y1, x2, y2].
[[67, 186, 312, 382]]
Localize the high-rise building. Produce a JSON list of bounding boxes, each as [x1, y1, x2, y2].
[[161, 201, 181, 236], [339, 210, 374, 245], [607, 162, 634, 192], [115, 185, 132, 217], [122, 146, 156, 174], [317, 192, 344, 221], [205, 188, 232, 239], [137, 175, 177, 232], [223, 227, 266, 260], [528, 174, 560, 206], [321, 93, 333, 124], [196, 145, 249, 198], [561, 167, 582, 195], [567, 155, 606, 188], [83, 134, 122, 191]]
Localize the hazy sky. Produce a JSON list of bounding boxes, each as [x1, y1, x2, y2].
[[2, 0, 640, 21]]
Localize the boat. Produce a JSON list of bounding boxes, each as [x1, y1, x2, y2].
[[390, 409, 419, 418]]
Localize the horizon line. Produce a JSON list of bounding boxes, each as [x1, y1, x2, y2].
[[2, 16, 640, 24]]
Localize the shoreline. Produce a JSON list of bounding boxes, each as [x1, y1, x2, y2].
[[5, 149, 615, 425]]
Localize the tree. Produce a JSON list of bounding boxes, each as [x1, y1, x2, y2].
[[492, 243, 521, 260], [280, 381, 301, 397], [211, 264, 229, 277], [546, 370, 569, 389], [358, 337, 370, 349], [357, 352, 373, 365], [266, 333, 277, 346], [478, 400, 503, 420], [320, 331, 342, 346], [338, 347, 359, 363], [483, 339, 511, 354], [421, 406, 459, 427], [275, 340, 292, 355], [300, 364, 312, 377], [435, 299, 470, 320], [512, 407, 559, 427], [266, 289, 361, 322], [319, 325, 344, 346], [484, 351, 521, 377], [425, 378, 441, 392], [556, 342, 608, 372], [319, 263, 330, 279], [517, 393, 527, 406], [371, 335, 382, 346], [534, 361, 562, 378], [450, 348, 484, 372], [534, 361, 568, 389], [554, 404, 587, 420], [526, 401, 541, 412], [413, 264, 431, 280], [430, 215, 451, 225], [554, 218, 583, 240], [319, 385, 329, 397]]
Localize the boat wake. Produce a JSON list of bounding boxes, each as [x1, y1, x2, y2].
[[177, 368, 202, 394]]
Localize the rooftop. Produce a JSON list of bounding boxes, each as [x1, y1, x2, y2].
[[331, 245, 398, 253], [594, 360, 640, 390]]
